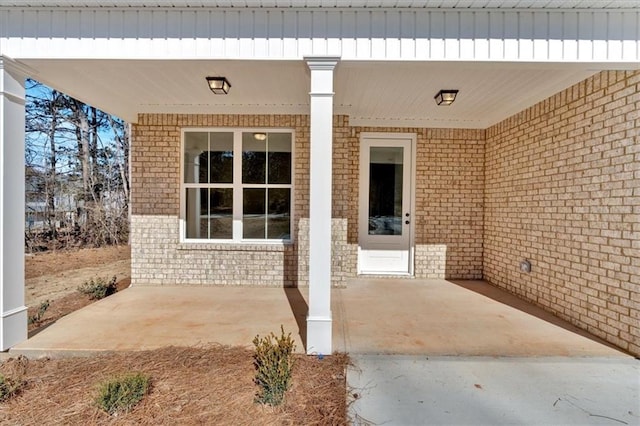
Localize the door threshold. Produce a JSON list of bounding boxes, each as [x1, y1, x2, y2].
[[357, 273, 414, 279]]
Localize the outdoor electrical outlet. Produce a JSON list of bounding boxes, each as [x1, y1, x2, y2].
[[520, 260, 532, 273]]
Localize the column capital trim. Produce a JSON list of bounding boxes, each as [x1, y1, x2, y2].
[[305, 56, 340, 71]]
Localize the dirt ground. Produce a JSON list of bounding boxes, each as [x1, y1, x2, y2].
[[25, 245, 131, 306]]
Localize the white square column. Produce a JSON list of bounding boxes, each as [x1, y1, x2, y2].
[[0, 57, 28, 350], [305, 57, 339, 356]]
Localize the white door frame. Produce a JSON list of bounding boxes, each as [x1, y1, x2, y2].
[[358, 132, 416, 276]]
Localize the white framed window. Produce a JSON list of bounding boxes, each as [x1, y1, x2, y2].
[[181, 129, 294, 243]]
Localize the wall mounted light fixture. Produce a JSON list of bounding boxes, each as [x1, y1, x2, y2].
[[206, 76, 231, 94], [434, 89, 459, 106]]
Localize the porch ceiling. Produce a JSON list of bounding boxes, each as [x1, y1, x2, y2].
[[21, 58, 600, 128]]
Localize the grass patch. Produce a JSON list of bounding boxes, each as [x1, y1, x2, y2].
[[77, 276, 117, 300], [28, 300, 50, 325], [95, 372, 150, 415], [0, 374, 23, 402]]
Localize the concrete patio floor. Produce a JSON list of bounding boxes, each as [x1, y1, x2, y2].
[[11, 279, 629, 358]]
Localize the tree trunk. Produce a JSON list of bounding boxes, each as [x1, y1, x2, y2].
[[46, 91, 58, 237]]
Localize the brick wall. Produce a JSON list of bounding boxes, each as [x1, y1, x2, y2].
[[131, 114, 485, 286], [131, 114, 316, 286], [485, 70, 640, 355], [337, 126, 485, 279]]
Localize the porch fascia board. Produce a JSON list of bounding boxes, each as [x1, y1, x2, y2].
[[1, 8, 638, 63]]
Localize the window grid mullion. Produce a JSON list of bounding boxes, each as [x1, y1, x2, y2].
[[233, 130, 243, 241]]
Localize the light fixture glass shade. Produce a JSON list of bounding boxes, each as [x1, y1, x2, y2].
[[434, 89, 459, 106], [253, 132, 267, 141], [206, 77, 231, 94]]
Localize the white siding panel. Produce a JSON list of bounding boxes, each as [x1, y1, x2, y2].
[[519, 12, 534, 60], [474, 12, 489, 60], [488, 11, 503, 60], [282, 11, 298, 58], [503, 11, 519, 60], [311, 10, 327, 56], [0, 8, 638, 63], [548, 12, 563, 61], [297, 11, 313, 57], [622, 11, 639, 62], [267, 10, 283, 58], [326, 11, 342, 57]]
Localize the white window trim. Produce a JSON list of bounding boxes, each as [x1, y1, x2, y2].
[[179, 127, 295, 245]]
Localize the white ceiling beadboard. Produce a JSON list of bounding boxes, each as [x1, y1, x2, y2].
[[2, 1, 640, 8]]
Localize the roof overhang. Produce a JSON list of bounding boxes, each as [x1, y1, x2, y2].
[[3, 0, 639, 9], [2, 1, 638, 128]]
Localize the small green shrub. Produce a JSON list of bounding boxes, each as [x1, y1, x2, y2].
[[253, 325, 296, 406], [95, 372, 150, 415], [78, 276, 117, 300], [0, 374, 23, 402], [28, 300, 50, 325]]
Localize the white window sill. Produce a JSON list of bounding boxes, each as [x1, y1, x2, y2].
[[177, 241, 293, 252]]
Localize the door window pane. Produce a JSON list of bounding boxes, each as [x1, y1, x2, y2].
[[185, 188, 232, 239], [242, 133, 266, 184], [243, 188, 266, 238], [268, 188, 291, 239], [368, 147, 403, 236]]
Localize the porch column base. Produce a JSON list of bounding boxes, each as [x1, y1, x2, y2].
[[1, 307, 28, 351], [306, 314, 332, 356]]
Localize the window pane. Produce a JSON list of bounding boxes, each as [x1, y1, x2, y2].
[[368, 147, 403, 236], [267, 188, 291, 239], [267, 133, 292, 184], [243, 188, 266, 239], [185, 188, 232, 239], [184, 132, 233, 183], [184, 132, 208, 183], [209, 132, 234, 183], [242, 133, 266, 184]]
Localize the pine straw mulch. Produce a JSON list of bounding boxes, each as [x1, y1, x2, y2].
[[0, 346, 349, 426]]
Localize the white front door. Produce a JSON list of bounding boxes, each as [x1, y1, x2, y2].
[[358, 133, 415, 275]]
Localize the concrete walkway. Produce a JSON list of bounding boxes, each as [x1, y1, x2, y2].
[[13, 286, 309, 356], [348, 356, 640, 425], [13, 279, 624, 357]]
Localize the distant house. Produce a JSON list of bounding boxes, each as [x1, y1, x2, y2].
[[0, 1, 638, 355]]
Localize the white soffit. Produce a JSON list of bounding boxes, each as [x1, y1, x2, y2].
[[2, 1, 640, 8], [20, 58, 598, 128]]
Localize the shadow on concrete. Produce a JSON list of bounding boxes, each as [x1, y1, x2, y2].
[[284, 287, 307, 352], [448, 279, 624, 353]]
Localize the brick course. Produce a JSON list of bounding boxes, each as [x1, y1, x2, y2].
[[485, 70, 640, 355]]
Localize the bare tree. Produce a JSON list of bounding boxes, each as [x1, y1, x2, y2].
[[25, 79, 130, 250]]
